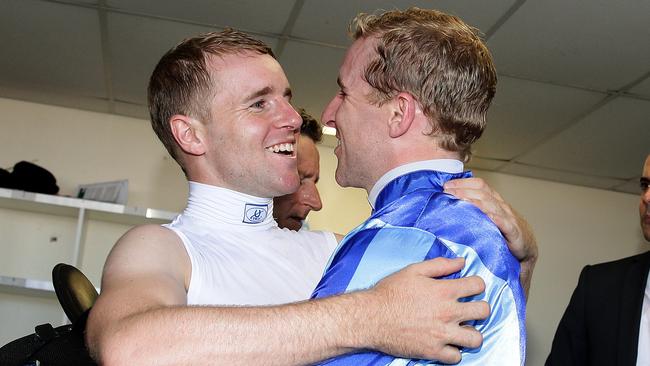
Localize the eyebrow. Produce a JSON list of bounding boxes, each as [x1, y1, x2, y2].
[[244, 86, 292, 103], [244, 86, 273, 102]]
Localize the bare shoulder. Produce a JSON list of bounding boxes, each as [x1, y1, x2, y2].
[[101, 224, 189, 291], [87, 224, 189, 353], [113, 224, 182, 250], [91, 224, 189, 324]]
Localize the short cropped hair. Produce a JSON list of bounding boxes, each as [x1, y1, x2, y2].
[[297, 108, 323, 143], [350, 7, 497, 161], [148, 29, 274, 167]]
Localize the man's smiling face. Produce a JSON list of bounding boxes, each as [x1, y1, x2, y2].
[[203, 52, 302, 198]]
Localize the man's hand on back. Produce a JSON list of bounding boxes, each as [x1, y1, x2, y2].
[[358, 257, 488, 364]]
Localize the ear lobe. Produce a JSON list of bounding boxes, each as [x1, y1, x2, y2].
[[170, 115, 206, 156], [388, 92, 417, 138]]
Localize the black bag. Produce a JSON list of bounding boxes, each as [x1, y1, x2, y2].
[[0, 167, 11, 189], [0, 312, 96, 366], [9, 161, 60, 195]]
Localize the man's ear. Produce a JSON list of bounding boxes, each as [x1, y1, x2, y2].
[[388, 92, 417, 138], [170, 115, 206, 156]]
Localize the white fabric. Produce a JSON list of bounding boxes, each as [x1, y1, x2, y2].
[[637, 269, 650, 366], [164, 182, 338, 306], [368, 159, 464, 209]]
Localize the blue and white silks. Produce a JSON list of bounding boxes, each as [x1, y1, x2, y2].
[[311, 169, 526, 365]]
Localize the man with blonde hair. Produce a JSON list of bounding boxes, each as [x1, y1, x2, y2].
[[312, 8, 527, 364]]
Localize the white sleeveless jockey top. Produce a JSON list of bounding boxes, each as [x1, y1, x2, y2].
[[164, 182, 338, 306]]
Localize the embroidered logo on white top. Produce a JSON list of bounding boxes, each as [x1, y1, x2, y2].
[[243, 203, 268, 224]]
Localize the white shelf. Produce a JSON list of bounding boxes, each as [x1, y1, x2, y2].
[[0, 187, 177, 224], [0, 274, 101, 298], [0, 275, 55, 298], [0, 187, 179, 285]]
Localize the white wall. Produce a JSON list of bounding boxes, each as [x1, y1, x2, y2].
[[0, 98, 646, 366], [0, 97, 188, 212]]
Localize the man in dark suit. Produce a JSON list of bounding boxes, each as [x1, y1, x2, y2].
[[546, 154, 650, 366]]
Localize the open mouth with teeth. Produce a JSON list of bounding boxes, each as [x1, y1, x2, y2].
[[266, 143, 295, 156]]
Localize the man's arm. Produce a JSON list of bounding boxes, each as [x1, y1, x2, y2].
[[444, 177, 538, 297], [87, 225, 488, 366]]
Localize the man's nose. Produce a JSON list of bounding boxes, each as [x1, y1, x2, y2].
[[321, 96, 340, 130], [302, 182, 323, 212], [278, 103, 301, 131]]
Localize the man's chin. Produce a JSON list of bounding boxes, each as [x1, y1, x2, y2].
[[334, 169, 349, 188], [285, 219, 302, 231]]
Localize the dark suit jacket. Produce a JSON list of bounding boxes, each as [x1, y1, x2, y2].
[[546, 250, 650, 366]]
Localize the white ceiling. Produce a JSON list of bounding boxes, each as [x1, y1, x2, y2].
[[1, 0, 648, 194]]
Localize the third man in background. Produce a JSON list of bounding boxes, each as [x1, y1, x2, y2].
[[546, 154, 650, 366], [274, 109, 323, 231]]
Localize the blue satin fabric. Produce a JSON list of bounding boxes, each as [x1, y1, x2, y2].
[[311, 170, 526, 365]]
